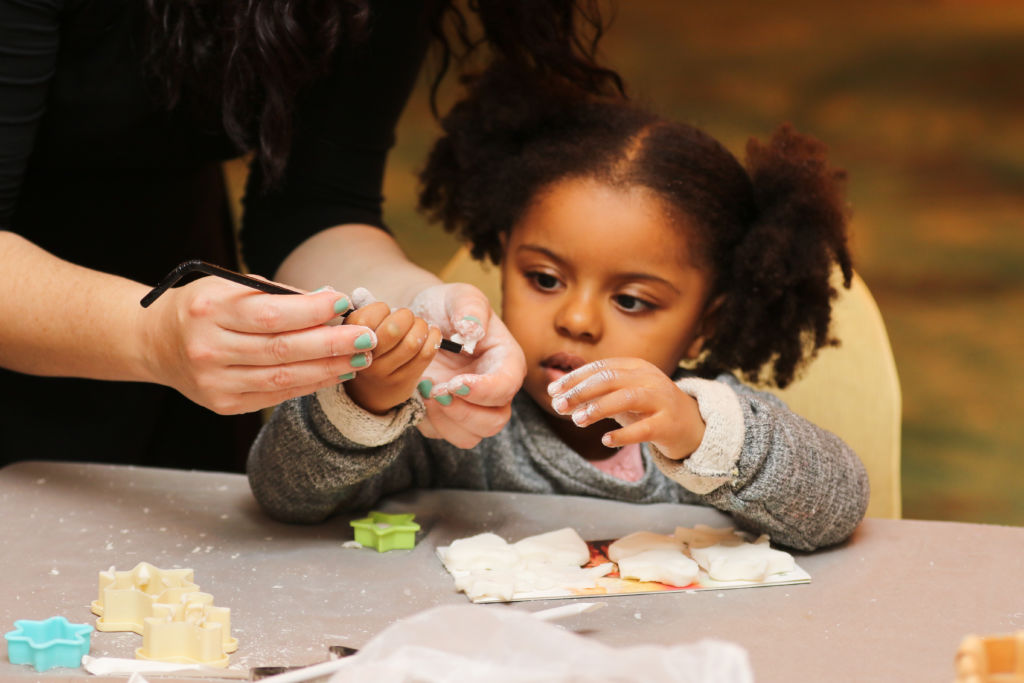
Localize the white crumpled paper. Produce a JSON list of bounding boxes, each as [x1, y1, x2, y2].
[[299, 604, 753, 683]]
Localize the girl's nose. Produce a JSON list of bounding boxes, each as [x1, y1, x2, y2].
[[555, 292, 602, 342]]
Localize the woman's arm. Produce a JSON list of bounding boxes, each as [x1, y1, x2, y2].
[[0, 231, 377, 414]]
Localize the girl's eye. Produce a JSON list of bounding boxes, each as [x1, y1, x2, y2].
[[614, 294, 655, 313], [527, 271, 562, 292]]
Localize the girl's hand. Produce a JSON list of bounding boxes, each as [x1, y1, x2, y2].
[[143, 277, 376, 415], [410, 283, 526, 449], [343, 303, 442, 415], [546, 358, 706, 460]]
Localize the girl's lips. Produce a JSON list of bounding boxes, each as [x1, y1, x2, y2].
[[540, 352, 588, 381]]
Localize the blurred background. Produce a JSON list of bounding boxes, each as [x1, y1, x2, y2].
[[376, 0, 1024, 526]]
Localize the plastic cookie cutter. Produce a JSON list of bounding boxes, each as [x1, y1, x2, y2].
[[135, 592, 238, 668], [5, 616, 94, 672], [350, 511, 421, 552], [91, 562, 200, 634]]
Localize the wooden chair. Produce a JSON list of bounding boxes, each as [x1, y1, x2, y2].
[[440, 245, 903, 519]]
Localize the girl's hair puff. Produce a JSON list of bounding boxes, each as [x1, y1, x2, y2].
[[419, 65, 852, 388]]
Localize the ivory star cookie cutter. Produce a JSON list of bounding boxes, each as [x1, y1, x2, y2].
[[5, 616, 94, 672], [350, 511, 421, 552], [135, 592, 238, 668], [90, 562, 200, 634]]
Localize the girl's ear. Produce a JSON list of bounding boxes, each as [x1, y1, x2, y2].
[[684, 294, 725, 359]]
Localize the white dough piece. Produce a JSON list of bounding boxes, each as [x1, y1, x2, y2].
[[606, 531, 682, 563], [441, 533, 520, 572], [617, 549, 700, 587], [512, 527, 590, 567], [674, 524, 745, 549], [350, 286, 377, 308], [689, 538, 795, 582], [454, 562, 615, 602]]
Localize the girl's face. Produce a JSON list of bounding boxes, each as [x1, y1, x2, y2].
[[502, 177, 715, 417]]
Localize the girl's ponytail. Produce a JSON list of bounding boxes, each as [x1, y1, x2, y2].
[[704, 124, 852, 388]]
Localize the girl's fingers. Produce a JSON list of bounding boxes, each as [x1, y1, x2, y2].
[[600, 420, 657, 450], [548, 361, 628, 415], [370, 309, 422, 360], [384, 324, 442, 382], [346, 302, 395, 344], [565, 387, 653, 428]]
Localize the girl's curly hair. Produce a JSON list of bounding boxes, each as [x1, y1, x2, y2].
[[141, 0, 623, 188], [419, 65, 853, 388]]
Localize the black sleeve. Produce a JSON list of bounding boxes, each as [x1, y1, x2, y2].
[[239, 1, 432, 277], [0, 0, 62, 229]]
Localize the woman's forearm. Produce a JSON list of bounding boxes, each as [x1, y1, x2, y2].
[[273, 224, 442, 308], [0, 231, 154, 382]]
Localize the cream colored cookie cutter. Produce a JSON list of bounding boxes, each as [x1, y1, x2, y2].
[[135, 592, 238, 668], [90, 562, 200, 634]]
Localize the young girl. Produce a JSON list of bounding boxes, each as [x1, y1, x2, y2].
[[247, 66, 869, 552]]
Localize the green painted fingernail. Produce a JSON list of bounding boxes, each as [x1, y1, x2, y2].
[[350, 353, 368, 368], [462, 315, 481, 324], [338, 372, 355, 381], [417, 380, 433, 399], [333, 297, 351, 315], [436, 394, 453, 406], [355, 333, 373, 350], [455, 384, 470, 396], [313, 286, 330, 293]]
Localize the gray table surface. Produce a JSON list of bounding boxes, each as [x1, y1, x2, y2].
[[0, 461, 1021, 682]]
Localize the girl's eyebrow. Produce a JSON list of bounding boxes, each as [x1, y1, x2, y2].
[[517, 244, 566, 265], [516, 244, 681, 294]]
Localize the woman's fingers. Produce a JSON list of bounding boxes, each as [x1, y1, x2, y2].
[[417, 397, 511, 448], [201, 283, 355, 334]]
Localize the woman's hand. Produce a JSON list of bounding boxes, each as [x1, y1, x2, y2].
[[546, 358, 706, 460], [410, 283, 526, 449], [343, 302, 442, 415], [141, 277, 377, 415]]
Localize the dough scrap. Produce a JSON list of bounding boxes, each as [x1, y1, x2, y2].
[[674, 524, 744, 549], [689, 537, 795, 582], [440, 533, 519, 572], [513, 527, 590, 567], [617, 549, 699, 587], [607, 531, 682, 563]]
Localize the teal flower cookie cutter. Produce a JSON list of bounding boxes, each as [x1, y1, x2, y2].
[[350, 511, 421, 552], [5, 616, 93, 672]]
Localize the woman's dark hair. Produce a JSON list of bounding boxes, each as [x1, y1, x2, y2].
[[419, 66, 853, 388], [142, 0, 623, 187]]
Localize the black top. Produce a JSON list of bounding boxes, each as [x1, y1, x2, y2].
[[0, 0, 431, 471]]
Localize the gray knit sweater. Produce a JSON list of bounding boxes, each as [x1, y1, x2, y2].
[[247, 373, 869, 551]]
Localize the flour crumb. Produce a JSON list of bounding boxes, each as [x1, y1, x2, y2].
[[49, 569, 60, 576], [633, 612, 642, 620], [341, 541, 363, 549], [36, 478, 46, 485]]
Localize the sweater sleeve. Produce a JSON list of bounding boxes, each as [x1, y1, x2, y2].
[[246, 384, 432, 524], [0, 0, 61, 228], [651, 374, 870, 551]]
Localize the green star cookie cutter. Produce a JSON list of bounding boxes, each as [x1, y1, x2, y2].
[[350, 511, 421, 552]]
